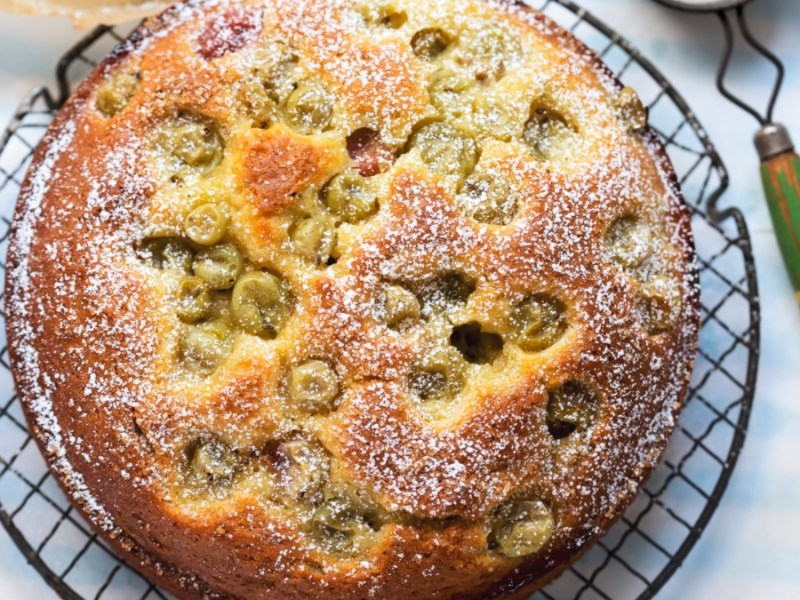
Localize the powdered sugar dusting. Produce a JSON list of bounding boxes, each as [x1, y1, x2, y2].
[[5, 0, 700, 597], [6, 119, 117, 531]]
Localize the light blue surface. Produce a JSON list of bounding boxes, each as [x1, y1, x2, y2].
[[0, 1, 798, 598]]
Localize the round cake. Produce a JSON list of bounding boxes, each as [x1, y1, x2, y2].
[[5, 0, 700, 598]]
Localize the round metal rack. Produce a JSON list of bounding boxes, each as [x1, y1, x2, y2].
[[0, 2, 759, 599]]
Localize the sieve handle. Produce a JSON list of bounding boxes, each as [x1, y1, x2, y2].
[[757, 124, 800, 302]]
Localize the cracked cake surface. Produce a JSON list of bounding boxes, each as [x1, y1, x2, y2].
[[5, 0, 699, 598]]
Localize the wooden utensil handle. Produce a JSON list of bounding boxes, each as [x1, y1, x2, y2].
[[761, 151, 800, 301]]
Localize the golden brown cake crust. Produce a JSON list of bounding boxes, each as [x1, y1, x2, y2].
[[5, 1, 699, 598]]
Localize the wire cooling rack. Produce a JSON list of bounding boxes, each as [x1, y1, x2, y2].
[[0, 2, 760, 599]]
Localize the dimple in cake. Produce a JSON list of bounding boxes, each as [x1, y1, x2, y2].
[[5, 0, 700, 598]]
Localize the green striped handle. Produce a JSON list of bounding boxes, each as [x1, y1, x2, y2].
[[761, 151, 800, 303]]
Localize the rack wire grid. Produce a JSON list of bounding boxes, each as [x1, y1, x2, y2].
[[0, 2, 760, 599]]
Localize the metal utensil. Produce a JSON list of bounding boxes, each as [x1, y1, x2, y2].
[[657, 0, 800, 303]]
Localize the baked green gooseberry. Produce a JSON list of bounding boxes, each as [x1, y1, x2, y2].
[[323, 170, 378, 223], [187, 436, 238, 485], [286, 83, 334, 134], [637, 275, 680, 334], [167, 119, 224, 170], [230, 271, 291, 338], [407, 121, 478, 181], [176, 276, 212, 323], [143, 237, 194, 273], [511, 293, 567, 352], [267, 438, 329, 504], [614, 86, 648, 132], [381, 283, 421, 328], [259, 44, 300, 103], [456, 170, 518, 225], [193, 243, 243, 290], [287, 360, 339, 414], [491, 499, 555, 558], [361, 1, 408, 28], [411, 28, 452, 61], [461, 27, 520, 82], [290, 215, 337, 264], [238, 79, 278, 128], [605, 216, 652, 269], [546, 381, 597, 439], [409, 348, 466, 401], [96, 70, 140, 118], [522, 105, 572, 161], [429, 70, 474, 119], [185, 203, 228, 246], [311, 497, 371, 553], [418, 272, 476, 317], [180, 324, 229, 371]]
